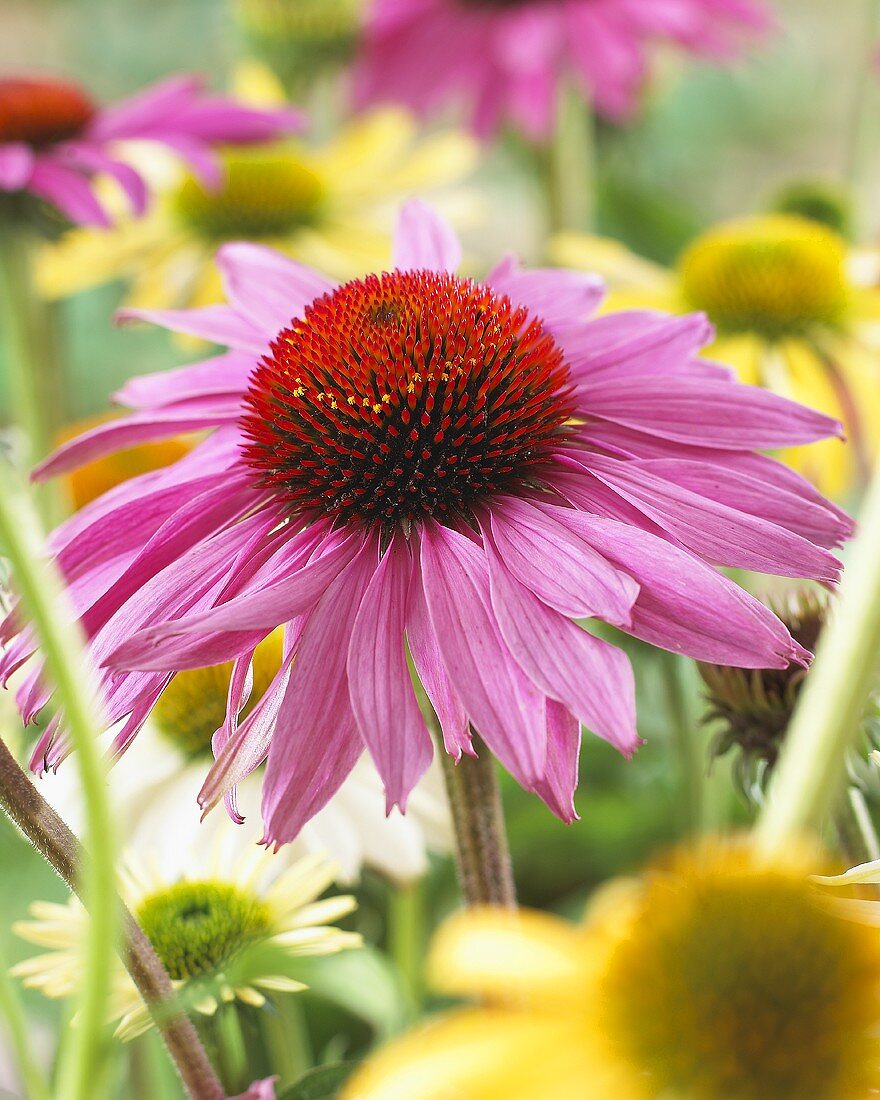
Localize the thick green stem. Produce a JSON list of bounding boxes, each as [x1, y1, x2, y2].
[[439, 737, 516, 908], [756, 464, 880, 853], [0, 735, 224, 1100], [541, 83, 595, 238], [0, 468, 116, 1100]]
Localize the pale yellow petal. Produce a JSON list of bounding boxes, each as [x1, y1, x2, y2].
[[427, 907, 588, 1007], [342, 1010, 612, 1100], [549, 232, 673, 295]]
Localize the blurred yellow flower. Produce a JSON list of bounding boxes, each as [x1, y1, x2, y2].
[[552, 215, 880, 500], [345, 840, 880, 1100], [38, 83, 477, 311]]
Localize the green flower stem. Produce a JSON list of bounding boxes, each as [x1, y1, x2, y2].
[[0, 938, 52, 1100], [661, 652, 704, 836], [541, 82, 595, 238], [834, 786, 880, 868], [845, 0, 880, 198], [439, 736, 516, 908], [756, 464, 880, 853], [0, 466, 116, 1100], [0, 213, 67, 523], [0, 734, 224, 1100], [262, 995, 312, 1089], [215, 1006, 249, 1095], [388, 880, 425, 1013]]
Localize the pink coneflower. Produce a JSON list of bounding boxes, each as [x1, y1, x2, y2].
[[355, 0, 772, 139], [1, 201, 851, 848], [0, 74, 304, 227]]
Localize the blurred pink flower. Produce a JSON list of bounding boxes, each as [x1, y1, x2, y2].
[[1, 201, 849, 848], [0, 74, 305, 227], [355, 0, 772, 139]]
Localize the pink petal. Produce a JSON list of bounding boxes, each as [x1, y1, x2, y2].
[[534, 701, 581, 824], [584, 454, 841, 581], [392, 199, 462, 273], [27, 157, 110, 227], [488, 496, 639, 622], [406, 550, 472, 760], [261, 547, 379, 848], [585, 376, 843, 449], [540, 503, 808, 669], [347, 535, 433, 812], [117, 304, 268, 353], [486, 255, 605, 329], [0, 143, 34, 189], [481, 522, 639, 758], [115, 351, 256, 409], [216, 242, 334, 335], [419, 523, 546, 787]]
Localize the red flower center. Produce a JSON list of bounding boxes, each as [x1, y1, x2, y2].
[[242, 270, 574, 529], [0, 78, 95, 147]]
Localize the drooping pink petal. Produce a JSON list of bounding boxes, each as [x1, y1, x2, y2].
[[583, 453, 841, 581], [488, 496, 639, 622], [33, 402, 239, 481], [115, 351, 256, 410], [392, 198, 462, 273], [27, 158, 110, 227], [419, 523, 546, 787], [261, 546, 379, 849], [539, 502, 808, 668], [406, 551, 472, 760], [533, 701, 581, 824], [347, 535, 433, 812], [481, 520, 639, 759]]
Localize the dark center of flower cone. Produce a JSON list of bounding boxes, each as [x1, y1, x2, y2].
[[0, 78, 95, 146], [241, 270, 574, 530]]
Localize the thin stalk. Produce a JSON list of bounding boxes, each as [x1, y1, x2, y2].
[[0, 938, 52, 1100], [661, 652, 704, 836], [262, 995, 312, 1089], [834, 786, 880, 867], [541, 83, 595, 238], [845, 0, 880, 194], [0, 467, 116, 1100], [439, 736, 516, 908], [756, 464, 880, 854], [215, 1006, 249, 1095], [387, 881, 424, 1013], [0, 734, 224, 1100], [0, 214, 66, 523]]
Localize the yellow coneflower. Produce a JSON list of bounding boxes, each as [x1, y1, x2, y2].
[[345, 839, 880, 1099], [552, 215, 880, 499], [13, 849, 361, 1039]]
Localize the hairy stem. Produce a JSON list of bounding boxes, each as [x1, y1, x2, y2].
[[439, 737, 516, 908], [541, 82, 595, 238], [0, 735, 224, 1100]]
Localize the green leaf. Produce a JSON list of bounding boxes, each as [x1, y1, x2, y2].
[[293, 947, 409, 1038], [278, 1061, 359, 1100]]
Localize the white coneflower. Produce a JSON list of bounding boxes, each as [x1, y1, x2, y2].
[[13, 846, 361, 1039]]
